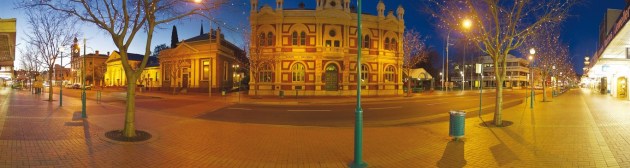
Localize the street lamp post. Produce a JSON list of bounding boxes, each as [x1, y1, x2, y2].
[[440, 72, 443, 91], [59, 47, 65, 107], [351, 0, 367, 167], [552, 65, 556, 97], [81, 39, 87, 118], [460, 71, 464, 91], [529, 48, 535, 108], [232, 64, 239, 102]]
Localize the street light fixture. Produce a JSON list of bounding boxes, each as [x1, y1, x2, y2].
[[462, 18, 472, 91]]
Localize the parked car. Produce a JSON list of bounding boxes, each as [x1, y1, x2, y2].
[[72, 83, 92, 90], [65, 83, 74, 88]]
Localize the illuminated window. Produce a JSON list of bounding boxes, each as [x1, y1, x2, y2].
[[267, 32, 273, 46], [361, 64, 369, 81], [259, 63, 273, 83], [202, 60, 210, 80], [385, 65, 395, 82], [292, 63, 305, 82], [363, 35, 370, 49], [300, 31, 306, 45], [259, 33, 265, 46], [292, 31, 298, 45]]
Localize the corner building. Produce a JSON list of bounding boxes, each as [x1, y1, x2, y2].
[[249, 0, 405, 96]]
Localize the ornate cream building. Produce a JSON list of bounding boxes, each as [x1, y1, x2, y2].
[[249, 0, 405, 96], [104, 51, 159, 87], [159, 28, 246, 92]]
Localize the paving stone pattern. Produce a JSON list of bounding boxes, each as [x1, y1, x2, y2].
[[0, 87, 627, 167]]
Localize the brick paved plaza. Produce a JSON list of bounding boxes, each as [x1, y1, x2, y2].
[[0, 87, 629, 167]]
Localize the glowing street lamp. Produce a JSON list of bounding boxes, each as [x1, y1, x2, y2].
[[461, 18, 472, 90]]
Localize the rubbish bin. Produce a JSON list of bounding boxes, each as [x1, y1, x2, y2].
[[279, 90, 284, 98], [222, 90, 226, 96], [449, 110, 466, 139]]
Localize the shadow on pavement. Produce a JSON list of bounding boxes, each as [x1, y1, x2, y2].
[[437, 140, 466, 168]]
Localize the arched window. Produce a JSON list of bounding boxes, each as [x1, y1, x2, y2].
[[292, 31, 298, 45], [361, 64, 369, 81], [363, 35, 370, 49], [300, 31, 306, 45], [267, 32, 273, 46], [292, 63, 305, 82], [259, 63, 273, 83], [391, 39, 397, 51], [384, 65, 395, 82], [259, 33, 266, 46], [384, 38, 390, 50]]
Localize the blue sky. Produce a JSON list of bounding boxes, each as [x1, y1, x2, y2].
[[1, 0, 628, 75]]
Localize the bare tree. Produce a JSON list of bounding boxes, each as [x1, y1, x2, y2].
[[248, 29, 276, 97], [19, 48, 43, 91], [427, 0, 577, 126], [402, 29, 428, 96], [23, 8, 79, 101], [21, 0, 227, 137], [161, 57, 188, 94], [521, 26, 569, 102]]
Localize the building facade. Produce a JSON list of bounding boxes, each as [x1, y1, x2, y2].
[[158, 28, 246, 92], [585, 5, 630, 100], [464, 55, 531, 88], [104, 51, 159, 87], [249, 0, 405, 96], [71, 50, 109, 86], [0, 18, 16, 86]]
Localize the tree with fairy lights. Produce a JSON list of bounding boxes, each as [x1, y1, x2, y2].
[[426, 0, 578, 126]]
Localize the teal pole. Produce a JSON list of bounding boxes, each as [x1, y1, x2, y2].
[[478, 66, 482, 118], [351, 0, 367, 167], [530, 62, 534, 108], [81, 39, 87, 118], [59, 52, 63, 107]]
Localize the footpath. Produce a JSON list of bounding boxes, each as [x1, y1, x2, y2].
[[1, 87, 627, 167]]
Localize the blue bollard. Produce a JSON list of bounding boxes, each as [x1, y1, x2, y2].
[[449, 111, 466, 139]]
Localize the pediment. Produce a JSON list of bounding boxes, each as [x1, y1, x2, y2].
[[171, 42, 199, 54], [106, 52, 120, 63]]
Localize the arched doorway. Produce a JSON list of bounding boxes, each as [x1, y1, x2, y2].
[[618, 77, 627, 98], [325, 64, 338, 91]]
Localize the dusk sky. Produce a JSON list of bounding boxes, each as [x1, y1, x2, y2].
[[1, 0, 628, 75]]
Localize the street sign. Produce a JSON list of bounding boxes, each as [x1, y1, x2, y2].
[[475, 64, 482, 74]]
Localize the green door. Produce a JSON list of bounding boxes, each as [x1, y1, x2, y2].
[[325, 64, 338, 91]]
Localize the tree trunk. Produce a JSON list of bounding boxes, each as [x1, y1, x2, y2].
[[48, 69, 53, 101], [122, 75, 137, 137], [542, 79, 547, 102], [407, 76, 412, 97], [494, 77, 503, 126]]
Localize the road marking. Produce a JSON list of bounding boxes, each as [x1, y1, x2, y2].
[[367, 106, 402, 110], [427, 102, 448, 105], [287, 110, 332, 112], [227, 108, 252, 111]]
